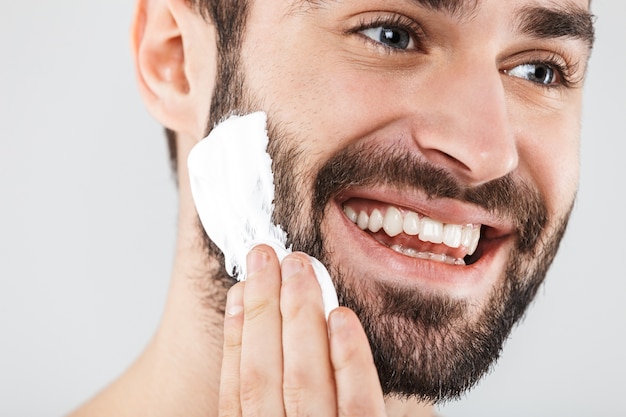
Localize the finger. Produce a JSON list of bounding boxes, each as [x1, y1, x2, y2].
[[280, 253, 337, 417], [329, 307, 387, 417], [219, 282, 245, 417], [240, 245, 285, 416]]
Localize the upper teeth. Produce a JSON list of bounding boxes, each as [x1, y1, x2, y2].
[[343, 204, 481, 256]]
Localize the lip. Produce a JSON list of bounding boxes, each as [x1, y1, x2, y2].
[[326, 186, 516, 298]]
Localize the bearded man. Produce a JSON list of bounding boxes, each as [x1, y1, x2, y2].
[[69, 0, 595, 415]]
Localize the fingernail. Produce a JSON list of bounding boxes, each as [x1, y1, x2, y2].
[[247, 248, 268, 275], [225, 286, 243, 317], [329, 309, 347, 335], [282, 256, 304, 280]]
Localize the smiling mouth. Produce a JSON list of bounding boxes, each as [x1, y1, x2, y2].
[[342, 199, 484, 266]]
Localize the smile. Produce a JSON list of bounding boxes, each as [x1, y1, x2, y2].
[[342, 198, 483, 266]]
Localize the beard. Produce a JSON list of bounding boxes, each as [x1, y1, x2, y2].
[[267, 128, 571, 403], [202, 59, 572, 404]]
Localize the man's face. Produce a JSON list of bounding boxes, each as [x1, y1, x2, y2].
[[207, 0, 593, 403]]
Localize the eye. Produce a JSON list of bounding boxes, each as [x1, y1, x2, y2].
[[505, 63, 559, 86], [359, 26, 416, 50]]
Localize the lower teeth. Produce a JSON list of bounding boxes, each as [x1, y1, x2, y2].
[[390, 244, 465, 265]]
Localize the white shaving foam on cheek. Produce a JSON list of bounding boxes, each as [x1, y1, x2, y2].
[[187, 112, 339, 318]]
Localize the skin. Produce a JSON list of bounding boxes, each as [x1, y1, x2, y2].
[[68, 0, 593, 416]]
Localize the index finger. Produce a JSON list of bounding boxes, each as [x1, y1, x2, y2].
[[239, 245, 286, 416]]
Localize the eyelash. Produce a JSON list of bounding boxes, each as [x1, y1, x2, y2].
[[517, 52, 580, 90], [349, 14, 425, 53]]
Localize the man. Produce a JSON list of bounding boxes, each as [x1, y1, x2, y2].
[[70, 0, 595, 415]]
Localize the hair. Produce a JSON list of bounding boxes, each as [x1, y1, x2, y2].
[[165, 0, 250, 178]]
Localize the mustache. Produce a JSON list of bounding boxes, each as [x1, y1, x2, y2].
[[311, 142, 548, 253]]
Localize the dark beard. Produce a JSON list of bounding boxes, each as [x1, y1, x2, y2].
[[200, 48, 572, 403], [268, 129, 571, 403]]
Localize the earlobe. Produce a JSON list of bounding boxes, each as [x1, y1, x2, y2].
[[131, 0, 216, 139]]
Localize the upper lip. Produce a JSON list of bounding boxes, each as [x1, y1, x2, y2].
[[336, 185, 516, 241]]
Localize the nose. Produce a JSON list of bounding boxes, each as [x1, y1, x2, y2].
[[410, 62, 518, 187]]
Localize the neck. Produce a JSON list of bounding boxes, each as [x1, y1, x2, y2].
[[128, 134, 229, 416], [68, 134, 229, 417], [385, 397, 436, 417]]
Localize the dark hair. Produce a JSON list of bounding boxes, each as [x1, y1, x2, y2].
[[165, 0, 250, 178]]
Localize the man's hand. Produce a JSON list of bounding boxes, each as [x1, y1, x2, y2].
[[218, 244, 387, 417]]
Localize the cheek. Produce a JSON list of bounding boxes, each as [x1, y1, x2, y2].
[[251, 80, 377, 178], [243, 37, 406, 165], [517, 108, 581, 218], [301, 69, 404, 148], [242, 5, 420, 166]]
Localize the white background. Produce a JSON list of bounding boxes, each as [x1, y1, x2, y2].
[[1, 1, 624, 416]]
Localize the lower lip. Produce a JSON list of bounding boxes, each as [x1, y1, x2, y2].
[[325, 200, 512, 298]]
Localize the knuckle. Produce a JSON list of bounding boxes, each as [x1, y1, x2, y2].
[[222, 327, 242, 350], [280, 278, 322, 321], [282, 366, 308, 392], [222, 336, 241, 351], [339, 399, 374, 417], [218, 397, 240, 417], [280, 292, 305, 321], [244, 297, 273, 321], [239, 372, 271, 410], [282, 386, 305, 416]]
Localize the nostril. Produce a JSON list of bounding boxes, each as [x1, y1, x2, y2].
[[441, 151, 473, 173], [435, 144, 518, 187], [420, 147, 473, 176], [422, 149, 484, 186]]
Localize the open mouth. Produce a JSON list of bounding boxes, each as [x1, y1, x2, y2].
[[342, 198, 485, 266]]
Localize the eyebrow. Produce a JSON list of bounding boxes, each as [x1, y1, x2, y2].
[[405, 0, 480, 19], [302, 0, 480, 18], [514, 4, 596, 50]]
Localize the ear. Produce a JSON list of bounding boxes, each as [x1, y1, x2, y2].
[[131, 0, 216, 140]]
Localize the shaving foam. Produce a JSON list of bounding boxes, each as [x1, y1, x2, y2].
[[188, 112, 339, 318]]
